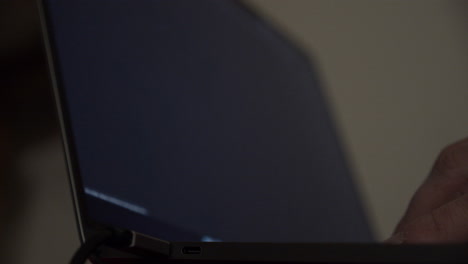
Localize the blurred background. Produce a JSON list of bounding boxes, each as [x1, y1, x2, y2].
[[1, 0, 467, 263]]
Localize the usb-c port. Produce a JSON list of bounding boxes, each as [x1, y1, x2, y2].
[[182, 246, 201, 254]]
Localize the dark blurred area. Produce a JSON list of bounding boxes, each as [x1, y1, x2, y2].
[[0, 0, 60, 262]]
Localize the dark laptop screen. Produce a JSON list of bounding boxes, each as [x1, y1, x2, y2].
[[44, 0, 373, 242]]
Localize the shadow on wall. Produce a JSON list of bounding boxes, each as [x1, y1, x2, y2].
[[461, 2, 468, 35], [453, 1, 468, 52]]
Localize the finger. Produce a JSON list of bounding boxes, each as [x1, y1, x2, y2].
[[395, 137, 468, 231], [396, 167, 468, 231], [431, 137, 468, 177], [390, 191, 468, 244]]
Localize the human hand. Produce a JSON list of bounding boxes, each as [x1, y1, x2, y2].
[[387, 137, 468, 244]]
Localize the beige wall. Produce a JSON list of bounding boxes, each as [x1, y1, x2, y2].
[[247, 0, 468, 239]]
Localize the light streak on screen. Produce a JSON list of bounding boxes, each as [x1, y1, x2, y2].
[[84, 187, 149, 216]]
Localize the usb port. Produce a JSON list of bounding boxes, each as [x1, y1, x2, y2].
[[182, 246, 201, 254]]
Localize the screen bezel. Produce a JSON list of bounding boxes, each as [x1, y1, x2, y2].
[[38, 0, 336, 244], [39, 0, 92, 241]]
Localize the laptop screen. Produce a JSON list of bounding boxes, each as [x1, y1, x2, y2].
[[44, 0, 373, 242]]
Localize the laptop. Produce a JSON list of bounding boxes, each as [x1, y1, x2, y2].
[[39, 0, 468, 263]]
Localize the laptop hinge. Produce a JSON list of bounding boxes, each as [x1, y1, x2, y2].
[[127, 231, 171, 257]]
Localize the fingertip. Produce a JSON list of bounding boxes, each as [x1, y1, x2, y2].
[[384, 232, 405, 244]]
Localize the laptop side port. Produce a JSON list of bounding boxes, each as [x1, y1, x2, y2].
[[182, 246, 202, 255]]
